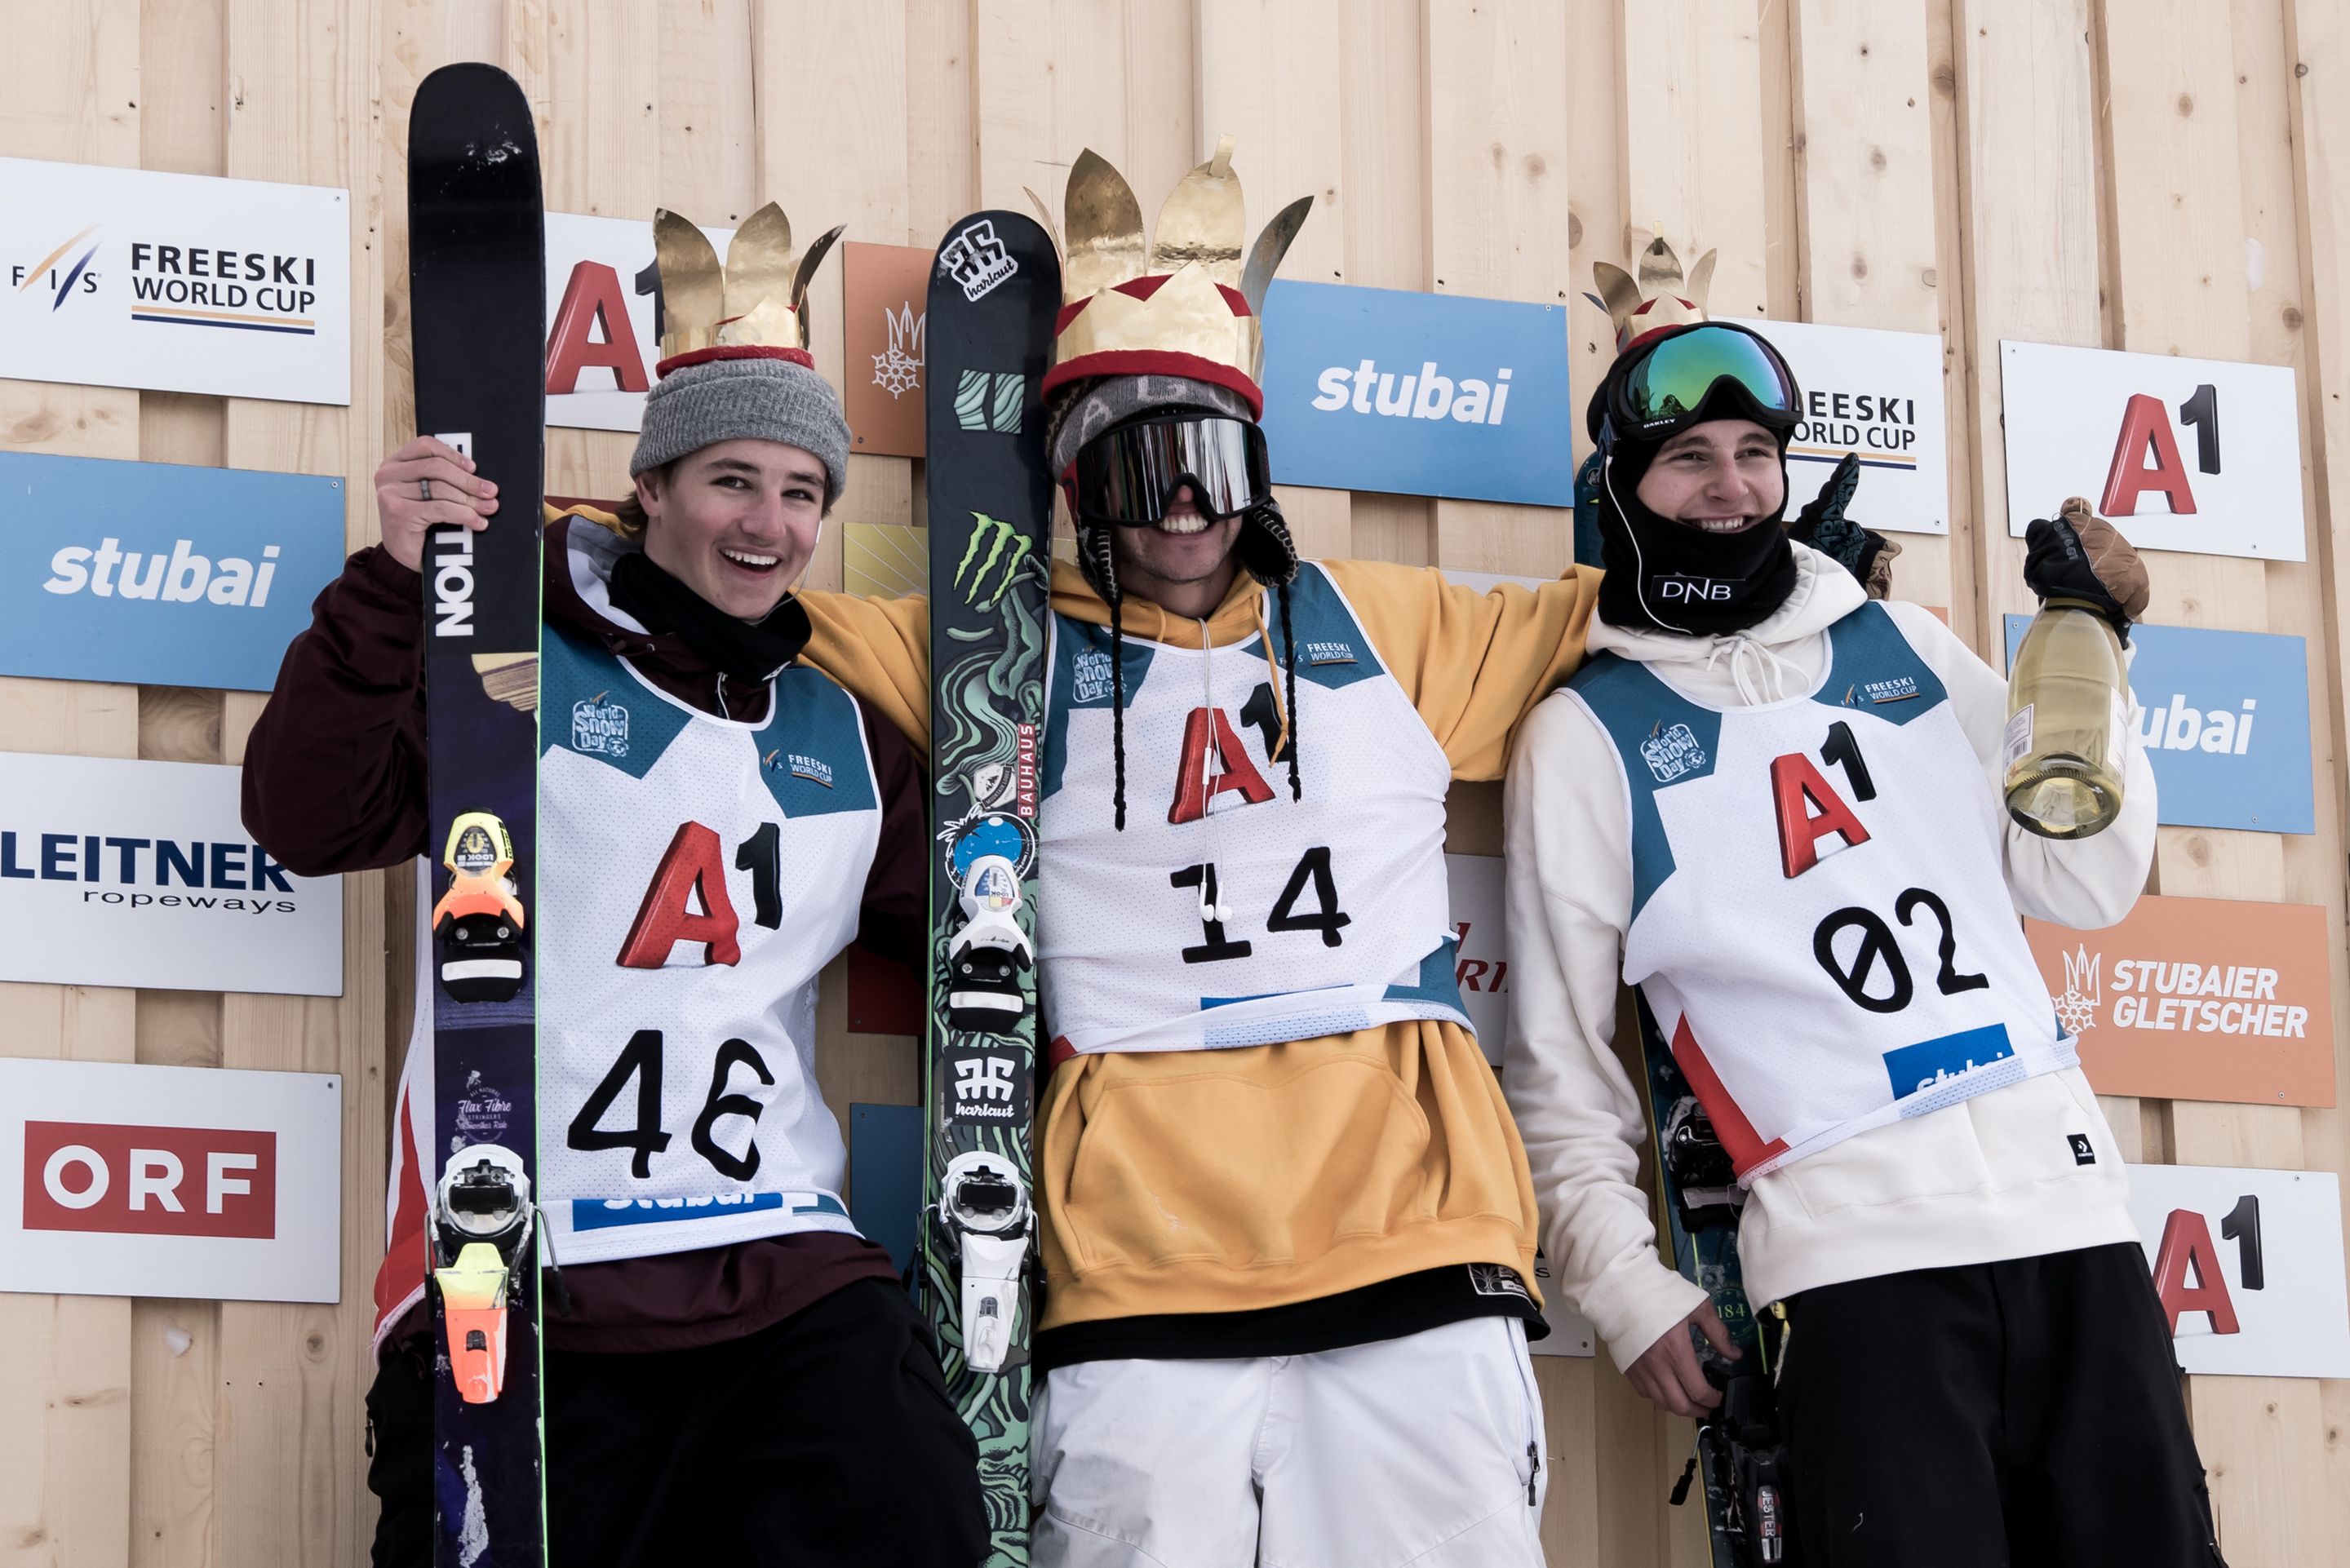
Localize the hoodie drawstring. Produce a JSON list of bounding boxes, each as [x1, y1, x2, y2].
[[1702, 633, 1807, 707]]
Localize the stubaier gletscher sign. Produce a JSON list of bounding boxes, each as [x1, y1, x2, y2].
[[2, 157, 351, 405], [0, 751, 342, 996], [2024, 894, 2333, 1108], [0, 1057, 341, 1302]]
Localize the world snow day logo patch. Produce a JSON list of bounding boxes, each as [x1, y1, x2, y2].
[[570, 692, 630, 759], [1641, 722, 1709, 783], [1257, 277, 1574, 506], [2002, 617, 2315, 834]]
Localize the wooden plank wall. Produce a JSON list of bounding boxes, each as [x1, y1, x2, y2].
[[2, 2, 2346, 1563]]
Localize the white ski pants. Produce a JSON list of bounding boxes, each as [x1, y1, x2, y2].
[[1031, 1315, 1550, 1568]]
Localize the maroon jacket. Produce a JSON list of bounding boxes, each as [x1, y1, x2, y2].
[[244, 518, 920, 1353]]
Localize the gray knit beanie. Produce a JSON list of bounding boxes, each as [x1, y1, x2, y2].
[[630, 353, 852, 511]]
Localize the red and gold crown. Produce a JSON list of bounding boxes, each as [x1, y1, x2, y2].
[[651, 202, 845, 376], [1588, 230, 1718, 353], [1042, 135, 1311, 416]]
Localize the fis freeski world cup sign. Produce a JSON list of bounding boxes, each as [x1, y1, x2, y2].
[[1749, 317, 1951, 537], [1, 157, 351, 405]]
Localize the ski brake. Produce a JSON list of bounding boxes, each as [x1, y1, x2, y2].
[[938, 1150, 1031, 1373], [432, 1143, 532, 1405]]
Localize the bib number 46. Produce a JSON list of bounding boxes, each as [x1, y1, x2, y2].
[[565, 1029, 774, 1180]]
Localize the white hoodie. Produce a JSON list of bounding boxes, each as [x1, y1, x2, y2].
[[1501, 543, 2155, 1372]]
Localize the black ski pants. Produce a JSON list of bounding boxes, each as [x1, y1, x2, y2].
[[1776, 1242, 2226, 1567], [366, 1276, 988, 1567]]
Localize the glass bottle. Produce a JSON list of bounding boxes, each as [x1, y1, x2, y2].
[[2002, 597, 2129, 839]]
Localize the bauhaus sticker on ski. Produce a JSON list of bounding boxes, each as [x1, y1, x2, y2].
[[1, 156, 352, 405], [2024, 894, 2334, 1108]]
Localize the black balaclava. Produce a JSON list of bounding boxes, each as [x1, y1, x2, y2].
[[608, 547, 811, 684], [1048, 374, 1302, 831], [1588, 326, 1801, 637]]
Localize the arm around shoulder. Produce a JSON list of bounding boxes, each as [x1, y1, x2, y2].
[[799, 591, 931, 756], [1320, 557, 1599, 781]]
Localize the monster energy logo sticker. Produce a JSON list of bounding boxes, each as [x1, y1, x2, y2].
[[955, 512, 1035, 609], [956, 369, 1026, 434]]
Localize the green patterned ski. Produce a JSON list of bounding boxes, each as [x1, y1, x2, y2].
[[918, 210, 1060, 1566]]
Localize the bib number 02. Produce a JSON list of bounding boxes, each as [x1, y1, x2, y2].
[[1812, 887, 1989, 1014]]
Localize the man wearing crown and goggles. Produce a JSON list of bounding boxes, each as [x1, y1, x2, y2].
[[1501, 251, 2220, 1564], [244, 206, 987, 1567], [787, 140, 1598, 1566]]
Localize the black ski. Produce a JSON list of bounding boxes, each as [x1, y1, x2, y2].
[[918, 210, 1061, 1566], [409, 61, 549, 1568]]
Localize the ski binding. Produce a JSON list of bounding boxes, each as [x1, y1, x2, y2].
[[432, 1143, 532, 1405], [946, 842, 1032, 1032], [432, 808, 528, 1002], [938, 1150, 1031, 1374]]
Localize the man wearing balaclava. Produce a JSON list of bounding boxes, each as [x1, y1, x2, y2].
[[1502, 291, 2224, 1564], [797, 141, 1600, 1566]]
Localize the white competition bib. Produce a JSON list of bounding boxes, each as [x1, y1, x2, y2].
[[1563, 602, 2074, 1181], [391, 621, 884, 1265], [1038, 565, 1467, 1056]]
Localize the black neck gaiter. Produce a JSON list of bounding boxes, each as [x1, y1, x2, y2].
[[608, 548, 812, 684], [1594, 439, 1798, 636]]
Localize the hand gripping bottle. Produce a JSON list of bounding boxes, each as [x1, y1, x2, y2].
[[2002, 596, 2129, 839]]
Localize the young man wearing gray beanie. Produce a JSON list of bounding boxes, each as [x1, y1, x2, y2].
[[242, 208, 984, 1568], [794, 145, 1604, 1566]]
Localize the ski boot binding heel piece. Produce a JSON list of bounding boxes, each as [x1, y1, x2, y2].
[[432, 1144, 533, 1405], [938, 1150, 1031, 1374], [432, 809, 527, 1003], [947, 846, 1032, 1032]]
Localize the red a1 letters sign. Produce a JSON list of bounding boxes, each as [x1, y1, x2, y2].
[[1998, 340, 2305, 561], [2125, 1163, 2350, 1378], [0, 1057, 340, 1303]]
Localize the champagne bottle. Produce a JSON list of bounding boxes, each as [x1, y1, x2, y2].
[[2002, 597, 2129, 839]]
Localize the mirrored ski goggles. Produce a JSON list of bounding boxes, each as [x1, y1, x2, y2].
[[1611, 324, 1801, 437], [1071, 414, 1272, 526]]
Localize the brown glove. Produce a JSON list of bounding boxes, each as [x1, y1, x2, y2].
[[2055, 496, 2150, 621]]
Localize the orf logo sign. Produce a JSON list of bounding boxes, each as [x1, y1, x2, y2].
[[22, 1120, 275, 1238]]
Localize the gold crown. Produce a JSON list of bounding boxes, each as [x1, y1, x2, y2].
[[651, 202, 845, 368], [1042, 135, 1311, 414], [1587, 230, 1718, 352]]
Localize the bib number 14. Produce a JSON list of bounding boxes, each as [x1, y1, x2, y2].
[[1171, 846, 1352, 965]]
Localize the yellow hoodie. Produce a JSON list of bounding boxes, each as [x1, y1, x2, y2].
[[797, 554, 1598, 1330]]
